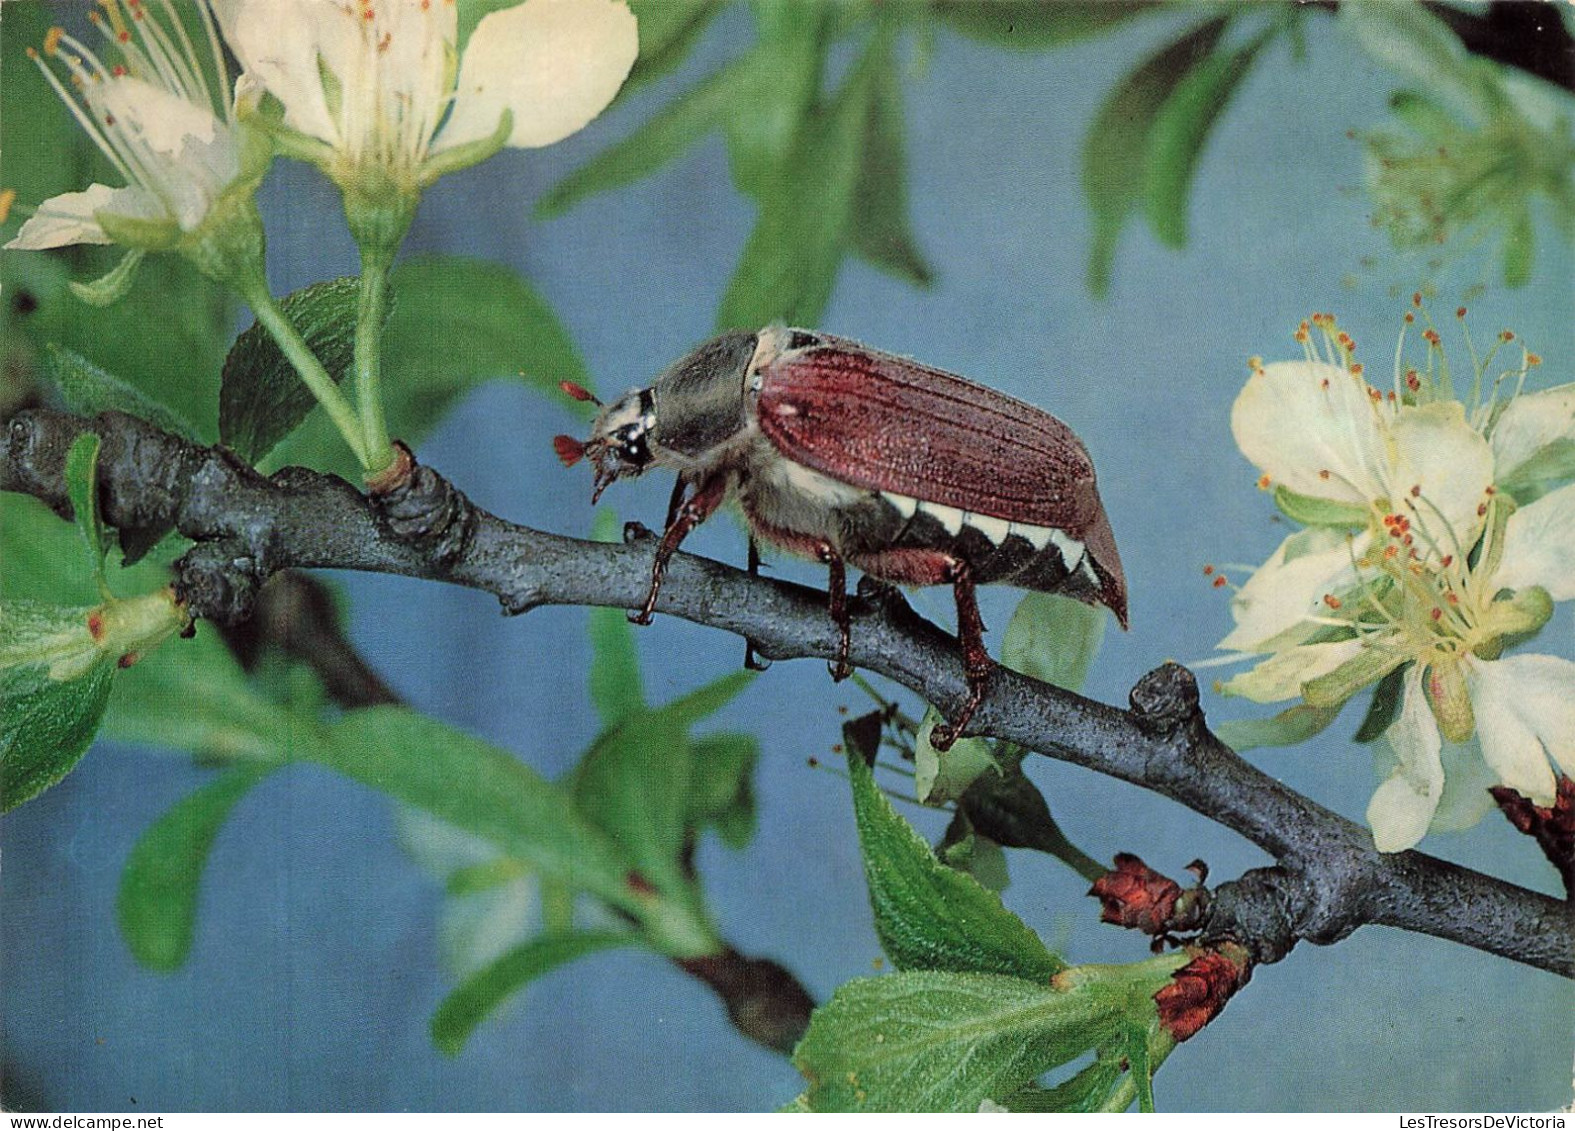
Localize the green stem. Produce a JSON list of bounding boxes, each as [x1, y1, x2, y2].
[[354, 245, 397, 476], [239, 278, 370, 467]]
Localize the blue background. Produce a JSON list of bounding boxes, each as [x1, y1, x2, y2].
[[3, 3, 1572, 1112]]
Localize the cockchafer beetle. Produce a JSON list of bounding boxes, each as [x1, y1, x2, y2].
[[554, 325, 1127, 747]]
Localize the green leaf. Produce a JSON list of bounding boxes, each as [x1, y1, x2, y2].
[[686, 732, 759, 849], [1, 657, 115, 812], [932, 0, 1159, 51], [537, 58, 754, 219], [571, 712, 694, 898], [317, 707, 647, 921], [844, 718, 1063, 980], [588, 512, 646, 726], [64, 433, 108, 589], [1, 500, 98, 605], [794, 970, 1123, 1112], [937, 815, 1009, 893], [116, 764, 274, 969], [658, 667, 756, 730], [724, 1, 832, 197], [849, 41, 933, 288], [1007, 1057, 1126, 1112], [1082, 17, 1229, 295], [105, 622, 309, 765], [913, 705, 996, 805], [1272, 485, 1369, 529], [621, 0, 726, 97], [43, 345, 200, 442], [219, 277, 362, 465], [1000, 591, 1106, 692], [717, 40, 874, 330], [431, 930, 636, 1055], [1214, 701, 1343, 751], [1143, 28, 1274, 248], [1353, 663, 1408, 743], [959, 753, 1106, 883], [267, 256, 590, 478]]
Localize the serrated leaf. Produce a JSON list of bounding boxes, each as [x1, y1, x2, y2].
[[844, 718, 1063, 980], [117, 763, 274, 969], [537, 58, 753, 219], [932, 0, 1159, 51], [1214, 701, 1343, 751], [913, 705, 996, 805], [220, 277, 363, 464], [1, 657, 115, 812], [687, 732, 759, 849], [849, 40, 933, 287], [717, 25, 870, 329], [43, 344, 201, 442], [794, 970, 1118, 1112], [431, 930, 636, 1055], [1000, 591, 1105, 693], [64, 433, 108, 589], [1082, 17, 1228, 295], [1143, 28, 1274, 248], [1273, 485, 1369, 529]]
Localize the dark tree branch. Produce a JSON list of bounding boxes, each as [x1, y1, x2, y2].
[[6, 408, 1573, 979]]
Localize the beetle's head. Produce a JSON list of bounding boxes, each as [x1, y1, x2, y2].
[[553, 385, 656, 502]]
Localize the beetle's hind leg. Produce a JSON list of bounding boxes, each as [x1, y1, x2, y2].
[[928, 558, 991, 751], [742, 537, 772, 672]]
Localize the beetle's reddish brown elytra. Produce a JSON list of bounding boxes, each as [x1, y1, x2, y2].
[[554, 326, 1127, 748]]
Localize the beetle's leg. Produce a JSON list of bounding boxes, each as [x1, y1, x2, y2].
[[663, 475, 687, 531], [929, 557, 991, 751], [814, 542, 852, 681], [633, 472, 729, 626], [743, 537, 772, 672]]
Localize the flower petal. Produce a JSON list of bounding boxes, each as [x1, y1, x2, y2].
[[1217, 527, 1364, 653], [213, 0, 344, 146], [4, 185, 121, 249], [1231, 361, 1388, 504], [1494, 481, 1575, 601], [1385, 401, 1494, 558], [97, 77, 221, 157], [1219, 638, 1366, 703], [438, 0, 638, 152], [1368, 667, 1443, 852], [1491, 382, 1575, 484], [1466, 654, 1565, 804]]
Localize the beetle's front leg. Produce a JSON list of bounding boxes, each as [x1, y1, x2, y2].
[[814, 542, 853, 682], [633, 472, 730, 625], [929, 557, 992, 751]]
